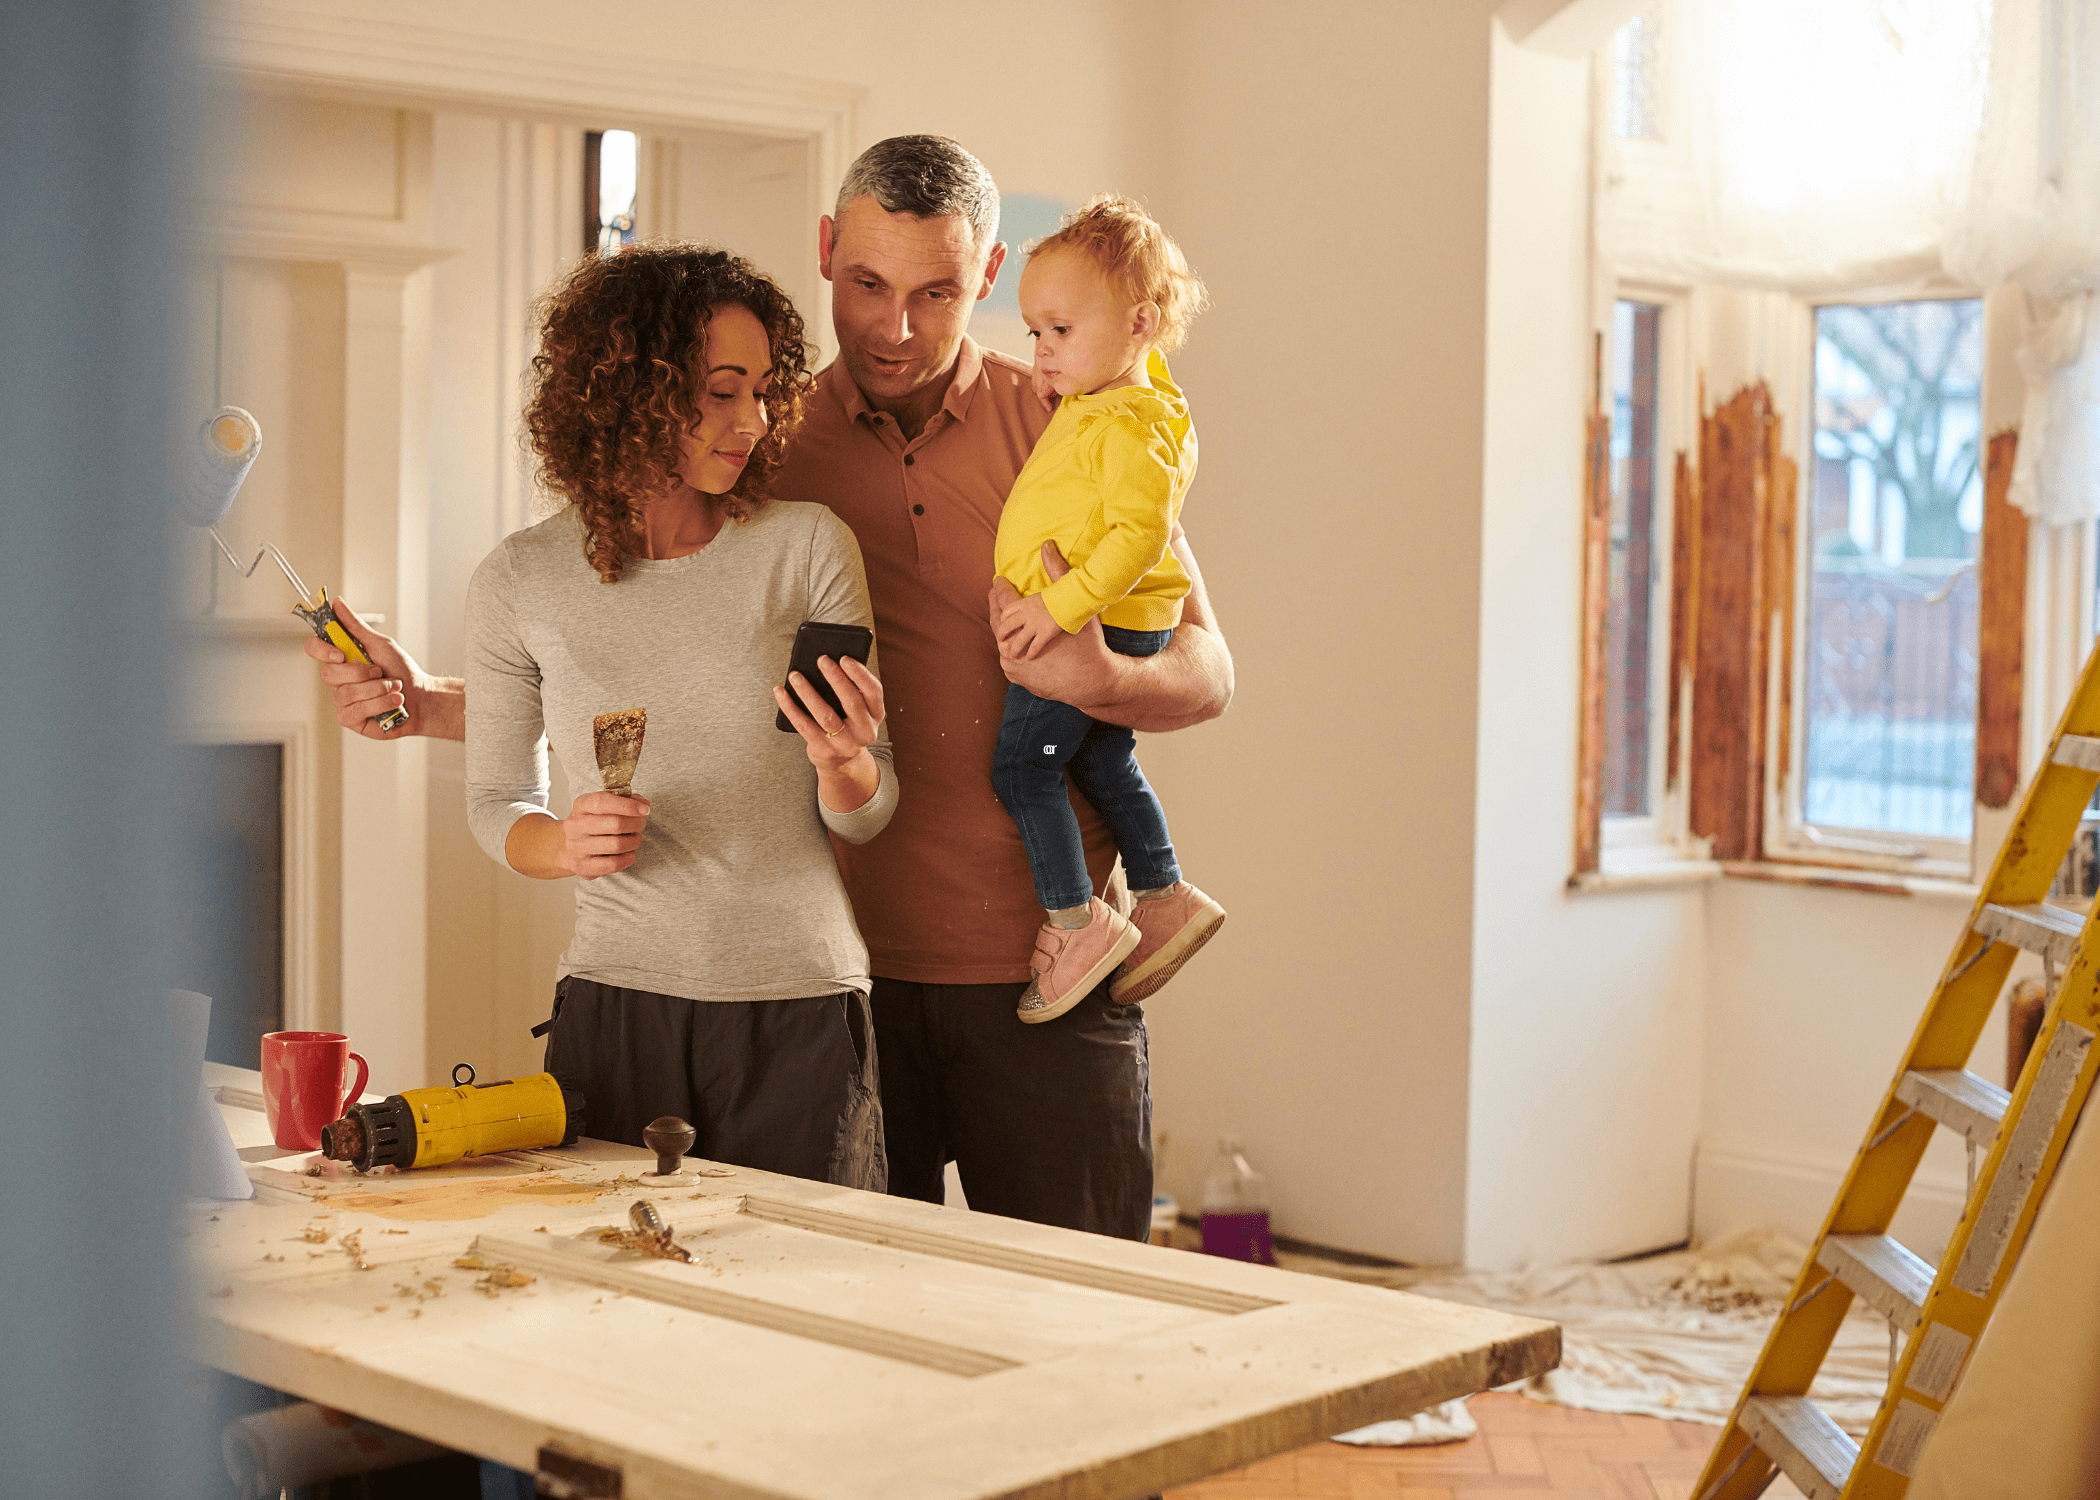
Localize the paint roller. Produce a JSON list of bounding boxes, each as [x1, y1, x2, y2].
[[178, 406, 408, 733]]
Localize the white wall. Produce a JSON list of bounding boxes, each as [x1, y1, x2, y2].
[[1140, 1, 1495, 1264], [1464, 25, 1708, 1267], [1697, 877, 2022, 1263]]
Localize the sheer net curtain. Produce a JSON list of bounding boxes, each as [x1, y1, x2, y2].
[[1951, 0, 2100, 522], [1600, 0, 2100, 521]]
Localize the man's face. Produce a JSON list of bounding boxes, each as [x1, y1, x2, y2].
[[820, 194, 1005, 409]]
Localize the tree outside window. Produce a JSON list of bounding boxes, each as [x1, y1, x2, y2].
[[1803, 299, 1983, 842]]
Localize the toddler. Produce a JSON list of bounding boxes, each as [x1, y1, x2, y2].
[[991, 194, 1225, 1024]]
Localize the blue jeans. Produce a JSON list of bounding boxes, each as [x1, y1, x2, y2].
[[993, 625, 1181, 912]]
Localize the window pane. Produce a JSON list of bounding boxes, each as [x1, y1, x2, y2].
[[1604, 300, 1662, 818], [589, 128, 638, 256], [1613, 8, 1663, 141], [1803, 299, 1983, 841]]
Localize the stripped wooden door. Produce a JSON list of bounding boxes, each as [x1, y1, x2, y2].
[[196, 1068, 1556, 1500]]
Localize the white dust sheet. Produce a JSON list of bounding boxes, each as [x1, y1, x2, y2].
[[1288, 1228, 1894, 1444]]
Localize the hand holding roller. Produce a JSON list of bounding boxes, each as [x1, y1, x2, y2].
[[176, 406, 408, 733]]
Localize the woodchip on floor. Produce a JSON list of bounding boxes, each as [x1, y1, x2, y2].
[[1162, 1391, 1808, 1500]]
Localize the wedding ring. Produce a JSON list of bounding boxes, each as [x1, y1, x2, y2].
[[824, 727, 839, 737]]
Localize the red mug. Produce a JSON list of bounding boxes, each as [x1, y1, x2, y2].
[[260, 1031, 370, 1152]]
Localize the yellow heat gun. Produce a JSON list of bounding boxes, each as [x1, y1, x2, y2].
[[318, 1064, 585, 1172]]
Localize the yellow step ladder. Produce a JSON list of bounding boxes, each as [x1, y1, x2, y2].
[[1694, 643, 2100, 1500]]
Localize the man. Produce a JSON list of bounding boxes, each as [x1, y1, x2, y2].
[[311, 136, 1232, 1241]]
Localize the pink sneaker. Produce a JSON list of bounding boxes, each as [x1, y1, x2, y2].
[[1109, 881, 1226, 1004], [1016, 898, 1141, 1025]]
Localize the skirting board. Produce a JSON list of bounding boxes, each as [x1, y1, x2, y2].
[[1694, 1144, 1969, 1265]]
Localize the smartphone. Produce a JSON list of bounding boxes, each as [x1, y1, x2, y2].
[[775, 621, 875, 732]]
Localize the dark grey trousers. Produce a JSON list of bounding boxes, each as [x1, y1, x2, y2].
[[870, 976, 1152, 1241], [542, 977, 886, 1191]]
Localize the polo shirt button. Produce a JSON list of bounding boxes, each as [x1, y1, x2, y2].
[[912, 504, 925, 515], [904, 454, 915, 466]]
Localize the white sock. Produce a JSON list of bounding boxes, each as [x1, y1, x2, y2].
[[1048, 903, 1092, 930], [1133, 885, 1177, 902]]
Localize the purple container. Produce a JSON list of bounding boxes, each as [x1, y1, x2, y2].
[[1200, 1207, 1275, 1265]]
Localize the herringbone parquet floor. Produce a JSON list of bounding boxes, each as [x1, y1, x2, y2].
[[1163, 1392, 1807, 1500]]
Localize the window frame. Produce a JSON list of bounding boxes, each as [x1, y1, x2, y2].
[[1600, 283, 1691, 854], [1765, 287, 1993, 880]]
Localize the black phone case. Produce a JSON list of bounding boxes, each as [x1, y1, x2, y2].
[[776, 621, 875, 732]]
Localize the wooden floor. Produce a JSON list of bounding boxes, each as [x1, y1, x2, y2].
[[1163, 1392, 1794, 1500]]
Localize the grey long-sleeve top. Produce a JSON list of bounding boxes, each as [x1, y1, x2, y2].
[[465, 501, 897, 1002]]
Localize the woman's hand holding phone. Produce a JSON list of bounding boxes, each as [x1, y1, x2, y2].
[[774, 655, 886, 813]]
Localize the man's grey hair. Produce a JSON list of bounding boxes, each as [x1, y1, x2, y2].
[[834, 135, 1000, 253]]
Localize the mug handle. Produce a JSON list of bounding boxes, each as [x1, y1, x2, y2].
[[340, 1051, 371, 1119]]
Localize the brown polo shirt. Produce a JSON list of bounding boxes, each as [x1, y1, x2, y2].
[[768, 337, 1117, 983]]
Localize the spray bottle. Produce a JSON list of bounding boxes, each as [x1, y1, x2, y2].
[[1200, 1137, 1276, 1264]]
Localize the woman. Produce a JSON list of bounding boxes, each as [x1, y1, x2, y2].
[[465, 245, 896, 1188]]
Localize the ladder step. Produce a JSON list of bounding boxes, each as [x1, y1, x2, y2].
[[1741, 1396, 1856, 1499], [2052, 733, 2100, 771], [1817, 1233, 1933, 1333], [1973, 901, 2086, 965], [1895, 1067, 2009, 1149]]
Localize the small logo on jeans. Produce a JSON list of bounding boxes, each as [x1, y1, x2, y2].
[[1043, 744, 1058, 755]]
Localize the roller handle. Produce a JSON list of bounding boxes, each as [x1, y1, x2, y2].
[[303, 602, 410, 734]]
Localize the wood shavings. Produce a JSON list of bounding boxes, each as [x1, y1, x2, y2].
[[302, 1225, 332, 1243], [341, 1230, 375, 1271], [262, 1253, 285, 1263], [453, 1254, 487, 1270], [473, 1266, 536, 1296], [379, 1228, 408, 1235], [592, 1225, 694, 1263]]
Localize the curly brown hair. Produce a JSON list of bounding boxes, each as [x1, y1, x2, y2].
[[524, 245, 815, 583]]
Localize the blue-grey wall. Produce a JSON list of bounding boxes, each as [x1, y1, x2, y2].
[[0, 0, 205, 1490]]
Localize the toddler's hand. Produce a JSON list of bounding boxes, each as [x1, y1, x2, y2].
[[1029, 363, 1057, 413], [995, 591, 1068, 661]]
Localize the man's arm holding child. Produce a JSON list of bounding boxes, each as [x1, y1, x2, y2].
[[305, 596, 467, 742], [988, 525, 1233, 733]]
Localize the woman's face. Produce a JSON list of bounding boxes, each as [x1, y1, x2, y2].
[[675, 302, 773, 496]]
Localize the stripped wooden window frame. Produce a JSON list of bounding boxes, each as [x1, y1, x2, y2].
[[1575, 288, 1687, 875]]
